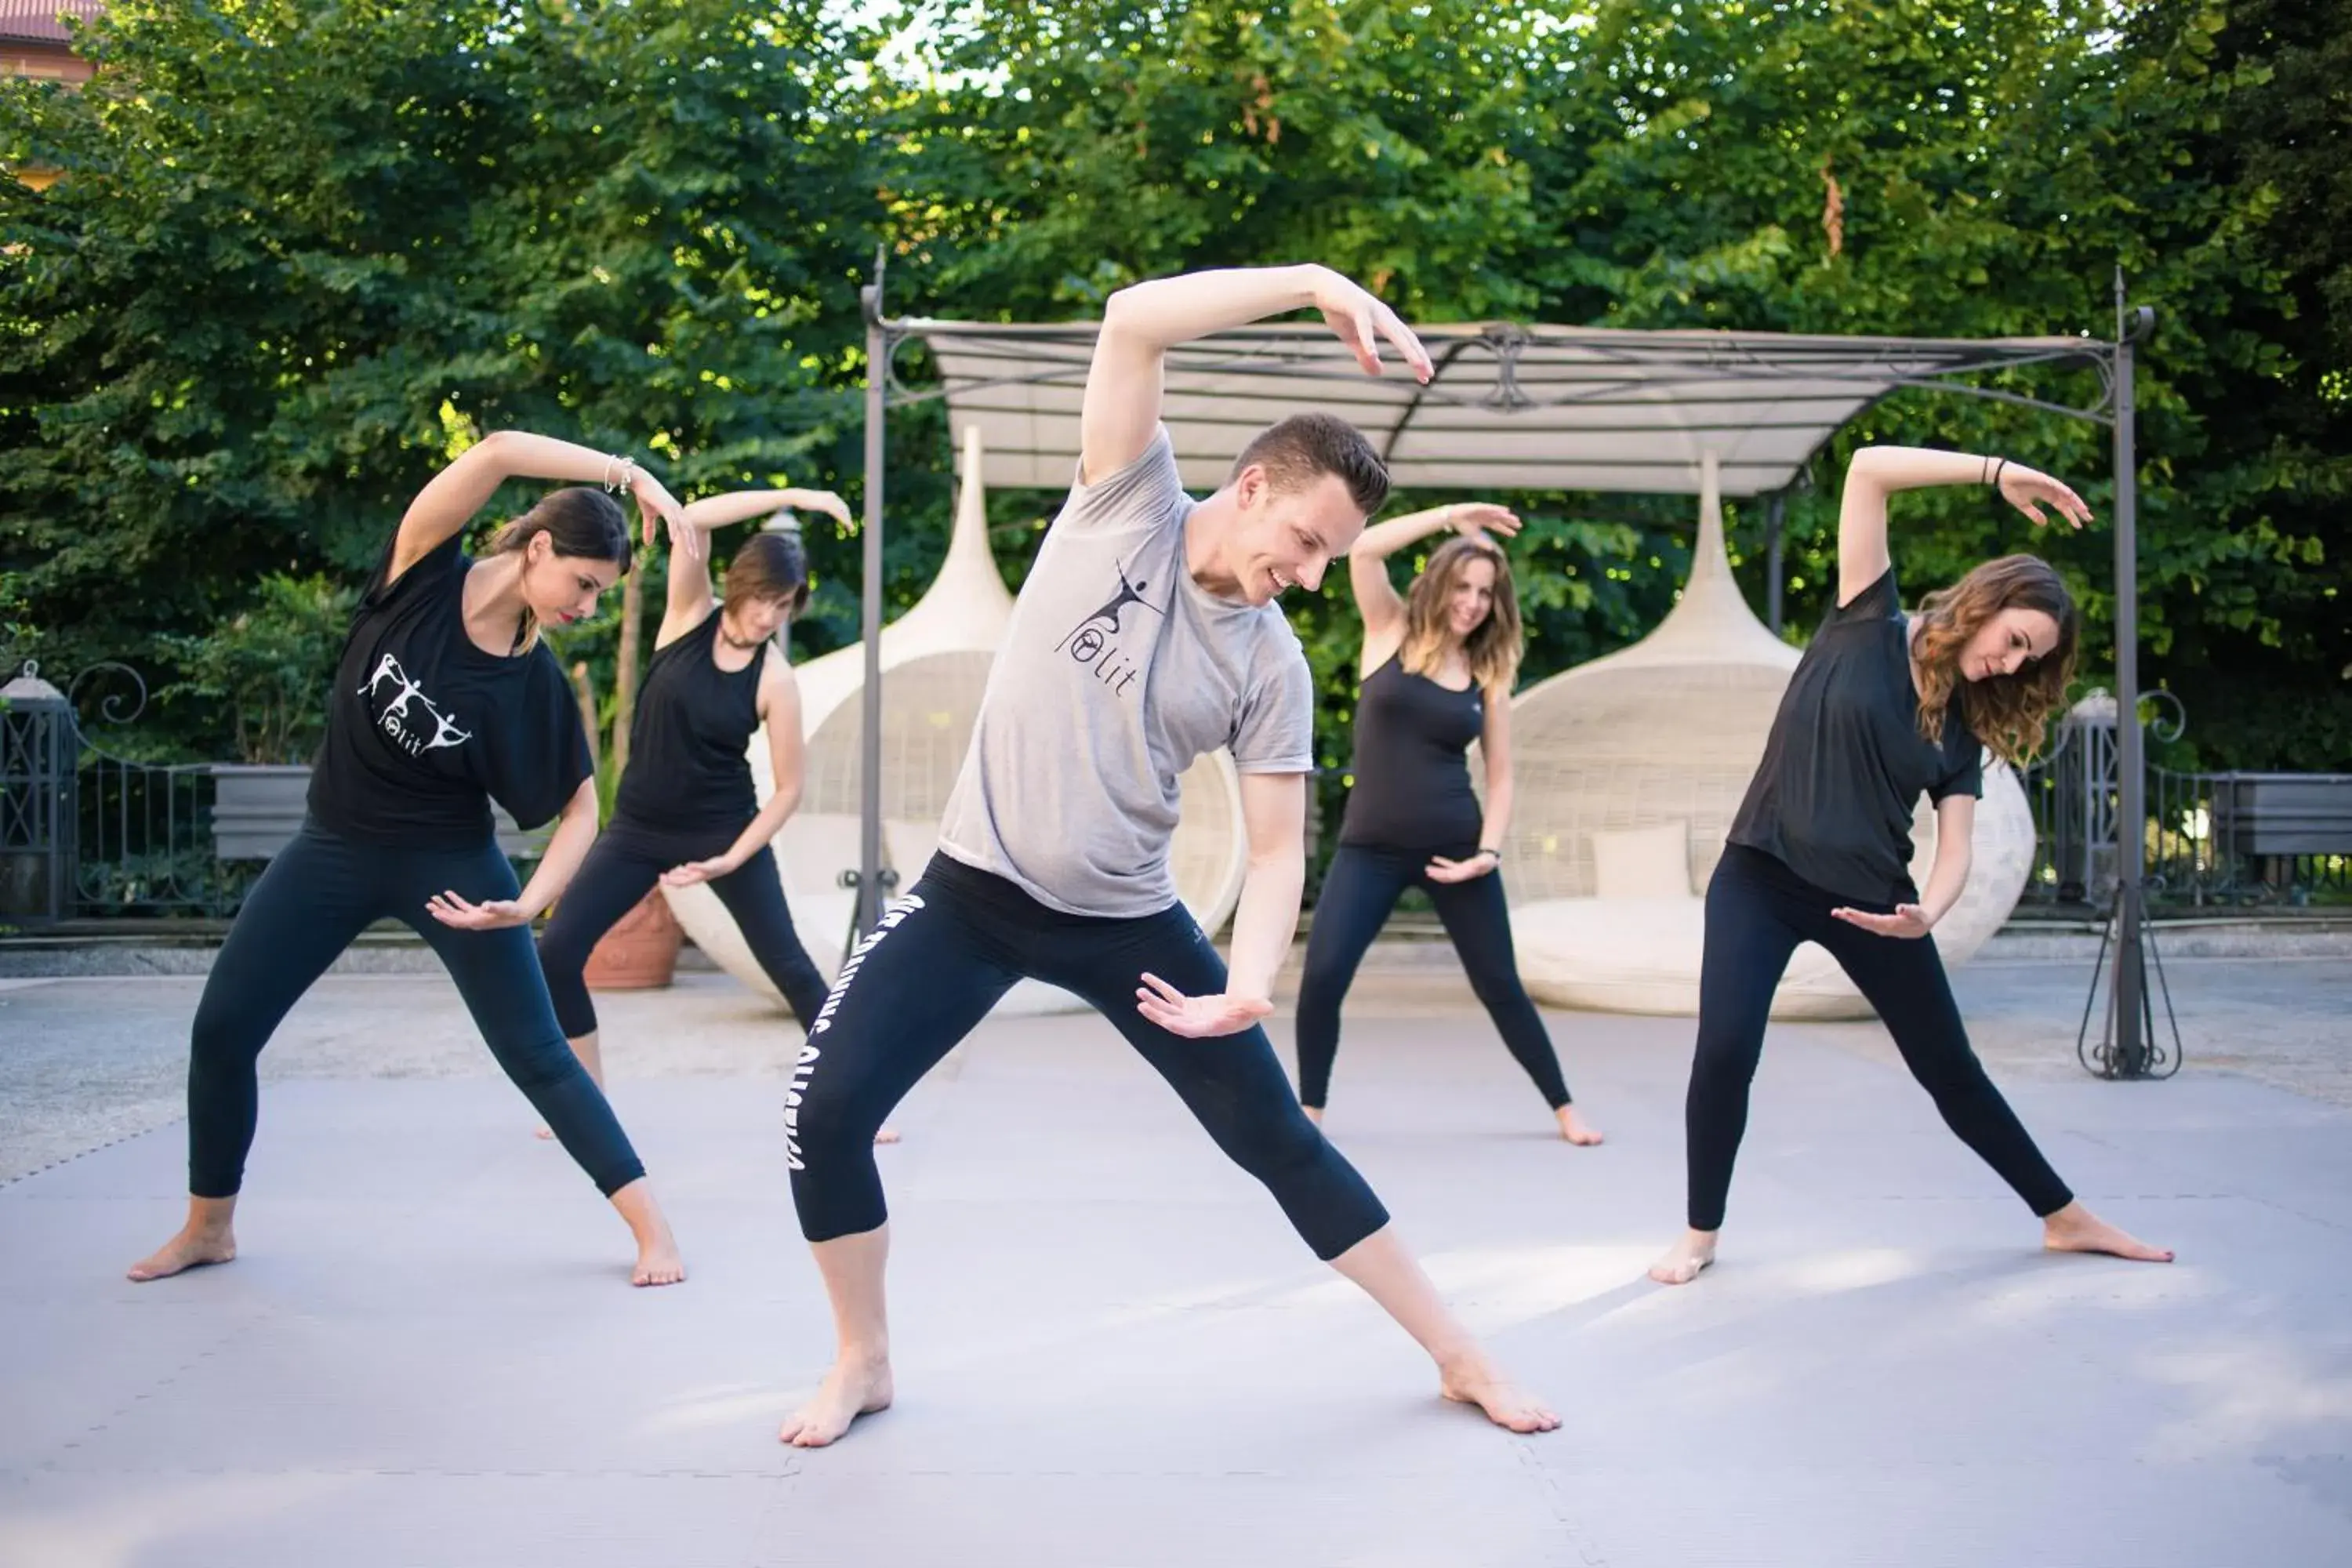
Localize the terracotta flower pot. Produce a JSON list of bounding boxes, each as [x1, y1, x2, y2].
[[582, 887, 683, 992]]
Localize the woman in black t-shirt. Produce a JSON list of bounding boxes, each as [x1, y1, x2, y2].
[[535, 488, 892, 1146], [129, 430, 696, 1289], [1295, 502, 1600, 1145], [1649, 447, 2172, 1287]]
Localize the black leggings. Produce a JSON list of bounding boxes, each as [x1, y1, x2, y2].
[[187, 821, 647, 1200], [786, 854, 1392, 1260], [1686, 844, 2074, 1231], [537, 819, 829, 1037], [1294, 842, 1572, 1111]]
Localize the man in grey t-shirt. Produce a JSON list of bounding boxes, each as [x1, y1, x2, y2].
[[778, 263, 1560, 1449]]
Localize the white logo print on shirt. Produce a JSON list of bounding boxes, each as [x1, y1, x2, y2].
[[361, 652, 474, 756]]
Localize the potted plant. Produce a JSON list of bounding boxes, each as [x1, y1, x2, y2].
[[173, 573, 547, 863], [165, 574, 354, 860], [568, 566, 682, 992]]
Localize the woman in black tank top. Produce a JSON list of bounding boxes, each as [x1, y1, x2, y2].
[[1294, 503, 1601, 1145], [1648, 447, 2172, 1289], [536, 486, 896, 1153]]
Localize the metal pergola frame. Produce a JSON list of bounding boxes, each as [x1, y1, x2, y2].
[[846, 254, 2164, 1076]]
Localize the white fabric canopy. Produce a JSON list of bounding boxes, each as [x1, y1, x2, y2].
[[906, 319, 2098, 497]]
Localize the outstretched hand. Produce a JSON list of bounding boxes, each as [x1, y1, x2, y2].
[[1449, 503, 1521, 540], [1134, 971, 1276, 1038], [796, 490, 855, 528], [1831, 903, 1934, 939], [1996, 465, 2094, 531], [661, 856, 736, 888], [632, 473, 698, 561], [426, 891, 535, 931], [1313, 272, 1433, 384]]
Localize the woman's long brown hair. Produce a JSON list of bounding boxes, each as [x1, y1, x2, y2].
[[1399, 535, 1523, 695], [1911, 553, 2080, 766]]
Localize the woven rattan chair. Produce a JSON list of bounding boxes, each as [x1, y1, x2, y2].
[[1494, 456, 2037, 1019]]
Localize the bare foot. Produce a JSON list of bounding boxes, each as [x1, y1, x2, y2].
[[2042, 1201, 2173, 1264], [632, 1226, 686, 1287], [126, 1225, 237, 1283], [779, 1352, 894, 1447], [1437, 1349, 1559, 1435], [534, 1125, 554, 1141], [1646, 1228, 1718, 1286], [1301, 1105, 1324, 1127], [1555, 1105, 1603, 1146], [610, 1180, 685, 1287], [874, 1125, 902, 1145]]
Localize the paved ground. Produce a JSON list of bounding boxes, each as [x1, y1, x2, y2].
[[2, 948, 2350, 1565]]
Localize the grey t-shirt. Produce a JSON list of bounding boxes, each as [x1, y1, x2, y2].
[[936, 427, 1316, 916]]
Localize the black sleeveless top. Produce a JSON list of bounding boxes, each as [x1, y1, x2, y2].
[[1728, 566, 1984, 904], [308, 534, 593, 848], [612, 607, 768, 833], [1337, 652, 1489, 851]]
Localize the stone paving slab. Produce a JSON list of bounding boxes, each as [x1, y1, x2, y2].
[[5, 952, 2352, 1566], [4, 964, 2352, 1561]]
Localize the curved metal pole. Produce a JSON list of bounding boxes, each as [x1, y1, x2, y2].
[[855, 248, 888, 938]]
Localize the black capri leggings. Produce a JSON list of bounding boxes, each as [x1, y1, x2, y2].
[[786, 854, 1391, 1260], [536, 818, 830, 1037], [1294, 842, 1572, 1112], [1686, 843, 2074, 1232], [187, 820, 647, 1200]]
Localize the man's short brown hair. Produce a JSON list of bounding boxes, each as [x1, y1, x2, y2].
[[1228, 412, 1390, 516]]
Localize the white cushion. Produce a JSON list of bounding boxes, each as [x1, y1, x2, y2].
[[1590, 822, 1694, 900], [771, 812, 864, 898], [882, 817, 942, 884], [1512, 896, 1872, 1021]]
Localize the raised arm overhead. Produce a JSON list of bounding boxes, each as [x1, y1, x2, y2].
[[1079, 265, 1433, 485]]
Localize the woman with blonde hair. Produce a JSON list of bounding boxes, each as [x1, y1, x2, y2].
[[1295, 503, 1601, 1144], [1648, 447, 2172, 1286]]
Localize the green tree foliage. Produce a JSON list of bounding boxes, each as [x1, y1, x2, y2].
[[2, 0, 2343, 804], [1, 0, 880, 747]]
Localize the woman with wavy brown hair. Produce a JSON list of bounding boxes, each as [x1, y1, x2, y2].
[[1648, 447, 2172, 1286], [1294, 503, 1601, 1144]]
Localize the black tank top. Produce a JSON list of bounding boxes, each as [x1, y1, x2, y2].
[[612, 607, 767, 833], [1337, 652, 1488, 851]]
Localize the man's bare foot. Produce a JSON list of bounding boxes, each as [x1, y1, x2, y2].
[[126, 1225, 237, 1283], [1301, 1105, 1324, 1127], [1555, 1105, 1603, 1146], [1437, 1349, 1559, 1434], [2042, 1201, 2173, 1264], [874, 1125, 902, 1145], [1646, 1228, 1718, 1285], [778, 1352, 894, 1447]]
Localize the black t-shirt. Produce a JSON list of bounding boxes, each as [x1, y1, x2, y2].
[[612, 607, 764, 834], [1727, 566, 1984, 903], [307, 534, 595, 848], [1337, 652, 1486, 851]]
